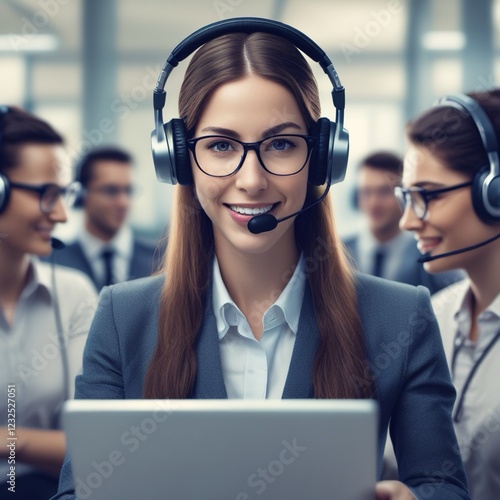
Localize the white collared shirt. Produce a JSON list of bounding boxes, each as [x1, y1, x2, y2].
[[0, 258, 97, 478], [78, 225, 133, 285], [432, 280, 500, 500], [212, 254, 306, 399]]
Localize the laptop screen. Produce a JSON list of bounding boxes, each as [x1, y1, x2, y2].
[[63, 399, 378, 500]]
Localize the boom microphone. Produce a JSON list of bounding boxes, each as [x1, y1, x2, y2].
[[418, 232, 500, 263], [247, 182, 331, 234], [51, 237, 66, 250]]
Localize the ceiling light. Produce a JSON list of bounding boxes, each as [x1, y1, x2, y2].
[[421, 31, 466, 51], [0, 34, 59, 52]]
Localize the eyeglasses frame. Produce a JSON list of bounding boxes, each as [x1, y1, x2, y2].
[[186, 134, 318, 178], [394, 180, 473, 220], [9, 181, 82, 215]]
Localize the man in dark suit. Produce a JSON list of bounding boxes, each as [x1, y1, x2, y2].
[[49, 146, 162, 291], [343, 151, 462, 294]]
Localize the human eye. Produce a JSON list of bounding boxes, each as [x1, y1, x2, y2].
[[265, 136, 297, 152], [205, 137, 237, 154]]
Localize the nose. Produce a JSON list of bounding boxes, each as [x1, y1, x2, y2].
[[234, 150, 268, 195], [115, 189, 131, 209], [48, 195, 68, 224], [399, 203, 423, 232]]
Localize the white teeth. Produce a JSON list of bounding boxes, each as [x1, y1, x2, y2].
[[229, 204, 273, 215]]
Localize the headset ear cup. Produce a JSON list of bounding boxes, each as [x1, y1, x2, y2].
[[308, 118, 332, 186], [472, 166, 500, 223], [0, 173, 10, 214], [73, 189, 84, 209], [170, 119, 192, 186]]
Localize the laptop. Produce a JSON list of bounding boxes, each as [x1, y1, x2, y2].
[[63, 399, 378, 500]]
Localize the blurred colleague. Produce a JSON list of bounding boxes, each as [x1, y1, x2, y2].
[[50, 146, 161, 291], [343, 151, 462, 293], [398, 90, 500, 499], [0, 106, 97, 499]]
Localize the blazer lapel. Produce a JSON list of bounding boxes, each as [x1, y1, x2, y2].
[[193, 289, 228, 399], [192, 285, 320, 400], [282, 286, 320, 399]]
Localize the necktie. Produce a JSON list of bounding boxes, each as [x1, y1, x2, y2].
[[372, 248, 386, 278], [101, 249, 115, 287]]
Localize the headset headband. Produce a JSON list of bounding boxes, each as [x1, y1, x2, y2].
[[437, 94, 499, 177], [151, 17, 349, 187], [153, 17, 345, 114]]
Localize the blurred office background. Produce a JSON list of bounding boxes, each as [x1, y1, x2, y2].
[[0, 0, 498, 240]]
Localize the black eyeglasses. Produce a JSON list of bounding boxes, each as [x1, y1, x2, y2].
[[187, 134, 317, 177], [10, 181, 82, 215], [394, 180, 473, 220], [86, 185, 135, 198]]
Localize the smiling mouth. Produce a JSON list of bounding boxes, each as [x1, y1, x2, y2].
[[227, 204, 276, 216]]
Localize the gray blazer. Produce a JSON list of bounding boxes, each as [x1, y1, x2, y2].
[[343, 234, 463, 295], [53, 273, 470, 499]]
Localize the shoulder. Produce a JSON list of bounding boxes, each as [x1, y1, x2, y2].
[[37, 260, 95, 295], [355, 271, 426, 304], [101, 274, 164, 313], [354, 272, 433, 334]]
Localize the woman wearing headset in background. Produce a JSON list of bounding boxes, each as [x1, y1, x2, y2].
[[397, 89, 500, 499], [0, 107, 97, 499], [54, 19, 470, 499]]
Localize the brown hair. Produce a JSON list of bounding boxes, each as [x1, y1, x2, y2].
[[359, 151, 403, 178], [406, 89, 500, 178], [143, 33, 375, 399], [0, 106, 63, 174]]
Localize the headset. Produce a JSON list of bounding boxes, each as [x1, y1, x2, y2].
[[150, 17, 349, 193], [417, 93, 500, 263], [0, 105, 11, 213], [437, 93, 500, 223]]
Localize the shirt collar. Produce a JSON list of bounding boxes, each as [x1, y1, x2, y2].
[[454, 284, 500, 317], [19, 258, 54, 303], [78, 224, 133, 259], [212, 253, 306, 340]]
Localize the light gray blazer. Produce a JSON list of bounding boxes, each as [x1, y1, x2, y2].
[[53, 273, 470, 499]]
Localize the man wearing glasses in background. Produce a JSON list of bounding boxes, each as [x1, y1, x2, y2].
[[49, 147, 161, 291], [343, 150, 462, 295]]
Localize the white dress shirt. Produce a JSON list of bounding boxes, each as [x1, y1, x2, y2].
[[0, 259, 97, 479], [432, 280, 500, 500], [212, 254, 306, 399], [78, 225, 133, 285]]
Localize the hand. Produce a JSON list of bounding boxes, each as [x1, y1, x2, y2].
[[0, 426, 10, 457], [375, 480, 416, 499]]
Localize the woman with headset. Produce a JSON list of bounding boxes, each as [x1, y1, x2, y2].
[[0, 106, 97, 499], [54, 19, 469, 499], [397, 89, 500, 499]]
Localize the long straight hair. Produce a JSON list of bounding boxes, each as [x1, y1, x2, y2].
[[144, 33, 375, 399]]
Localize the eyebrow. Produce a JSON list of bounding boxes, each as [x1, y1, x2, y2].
[[199, 122, 304, 139], [411, 182, 447, 189]]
